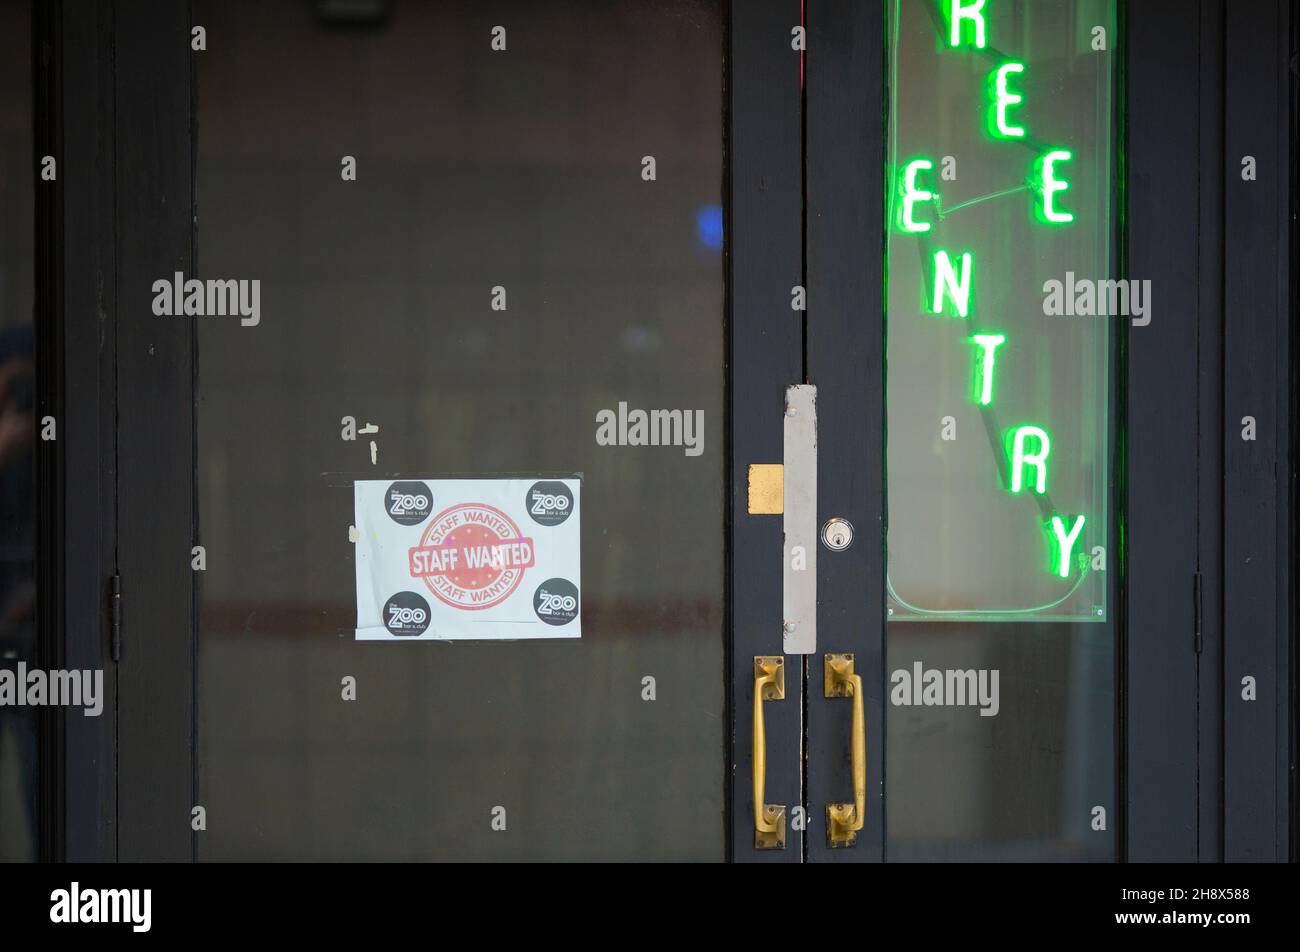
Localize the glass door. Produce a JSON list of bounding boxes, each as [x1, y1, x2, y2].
[[804, 0, 1122, 862], [192, 0, 728, 860]]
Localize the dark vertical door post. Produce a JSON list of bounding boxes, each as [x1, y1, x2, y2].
[[730, 0, 806, 861], [1124, 0, 1208, 862], [35, 0, 119, 862], [113, 0, 196, 862], [1221, 0, 1293, 862], [58, 0, 120, 863], [804, 0, 885, 863]]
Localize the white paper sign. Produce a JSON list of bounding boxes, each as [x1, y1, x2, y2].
[[354, 477, 581, 641]]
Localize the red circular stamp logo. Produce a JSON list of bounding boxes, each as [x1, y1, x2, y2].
[[407, 503, 535, 611]]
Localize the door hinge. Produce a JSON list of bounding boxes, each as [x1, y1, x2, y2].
[[1192, 571, 1202, 655], [109, 572, 122, 662]]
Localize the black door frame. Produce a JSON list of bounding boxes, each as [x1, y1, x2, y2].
[[34, 0, 120, 863], [111, 0, 198, 863], [37, 0, 1295, 862], [1125, 0, 1294, 861], [1219, 0, 1294, 861], [728, 0, 806, 863], [1125, 0, 1210, 861], [803, 0, 885, 864], [37, 0, 196, 862]]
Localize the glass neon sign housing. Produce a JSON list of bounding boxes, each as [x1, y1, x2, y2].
[[886, 0, 1115, 622]]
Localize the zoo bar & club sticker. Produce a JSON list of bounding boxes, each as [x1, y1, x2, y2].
[[354, 477, 581, 641]]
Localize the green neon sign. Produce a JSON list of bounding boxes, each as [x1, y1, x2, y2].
[[898, 158, 936, 232], [886, 0, 1113, 620], [1034, 149, 1075, 224], [969, 333, 1005, 406], [931, 250, 974, 317], [1008, 425, 1051, 495], [944, 0, 987, 49], [1046, 514, 1087, 579], [989, 62, 1026, 139]]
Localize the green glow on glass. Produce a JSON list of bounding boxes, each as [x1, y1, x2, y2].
[[1047, 514, 1086, 579], [945, 0, 986, 49], [931, 250, 973, 317], [1008, 425, 1051, 495], [1035, 149, 1075, 224], [899, 158, 936, 232], [989, 62, 1026, 138], [969, 333, 1005, 406]]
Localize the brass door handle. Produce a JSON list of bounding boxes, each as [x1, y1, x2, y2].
[[824, 653, 865, 847], [753, 656, 786, 850]]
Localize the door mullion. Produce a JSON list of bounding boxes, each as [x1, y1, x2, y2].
[[729, 0, 806, 862], [113, 0, 196, 862], [803, 0, 887, 864]]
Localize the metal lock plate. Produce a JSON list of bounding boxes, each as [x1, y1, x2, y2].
[[782, 385, 817, 655]]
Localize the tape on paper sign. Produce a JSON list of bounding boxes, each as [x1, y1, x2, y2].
[[354, 477, 581, 641]]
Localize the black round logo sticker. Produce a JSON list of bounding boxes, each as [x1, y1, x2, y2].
[[383, 591, 431, 636], [385, 481, 433, 526], [525, 480, 573, 527], [533, 578, 579, 627]]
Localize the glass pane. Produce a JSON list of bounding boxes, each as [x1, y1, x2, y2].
[[885, 0, 1117, 860], [0, 0, 36, 863], [195, 0, 725, 860]]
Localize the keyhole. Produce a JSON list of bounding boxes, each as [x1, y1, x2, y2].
[[821, 517, 854, 551]]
